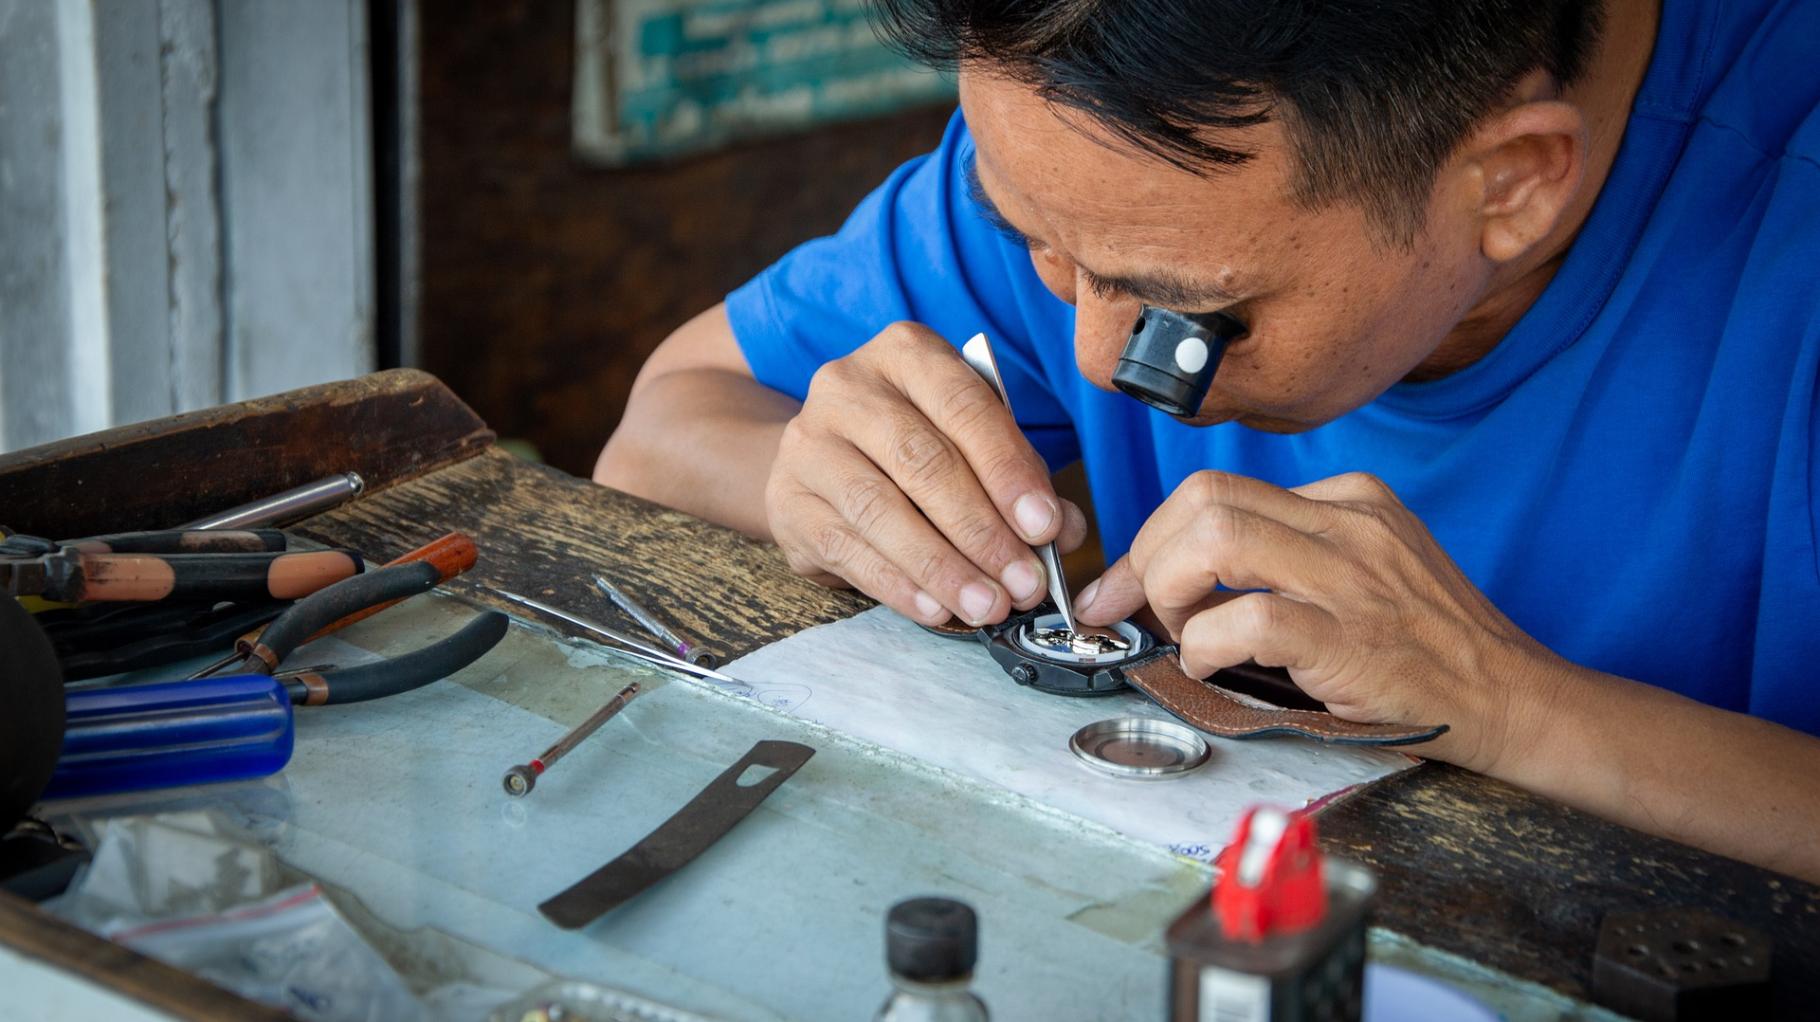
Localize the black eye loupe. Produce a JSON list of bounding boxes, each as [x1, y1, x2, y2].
[[1112, 306, 1249, 417]]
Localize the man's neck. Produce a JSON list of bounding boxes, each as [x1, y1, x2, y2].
[[1408, 0, 1660, 382]]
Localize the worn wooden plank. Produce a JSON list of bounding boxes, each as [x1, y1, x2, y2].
[[0, 890, 291, 1022], [1319, 763, 1820, 1017], [0, 369, 492, 540], [293, 446, 868, 655]]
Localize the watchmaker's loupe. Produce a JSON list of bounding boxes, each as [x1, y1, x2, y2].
[[1113, 306, 1248, 417]]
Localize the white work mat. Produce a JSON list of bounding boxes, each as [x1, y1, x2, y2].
[[724, 607, 1417, 860]]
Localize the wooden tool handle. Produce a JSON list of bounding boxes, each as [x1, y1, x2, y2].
[[401, 531, 479, 581], [310, 531, 479, 638], [235, 531, 479, 654]]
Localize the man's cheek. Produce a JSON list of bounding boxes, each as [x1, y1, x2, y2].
[[1073, 300, 1153, 390], [1213, 329, 1383, 418], [1029, 249, 1075, 304], [1211, 324, 1325, 404]]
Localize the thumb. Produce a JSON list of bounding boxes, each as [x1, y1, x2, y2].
[[1074, 555, 1146, 627], [1054, 499, 1090, 555]]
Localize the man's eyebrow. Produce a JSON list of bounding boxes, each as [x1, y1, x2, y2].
[[963, 153, 1243, 309], [963, 154, 1036, 247], [1079, 266, 1241, 309]]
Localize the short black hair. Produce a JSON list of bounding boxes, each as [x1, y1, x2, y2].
[[873, 0, 1607, 243]]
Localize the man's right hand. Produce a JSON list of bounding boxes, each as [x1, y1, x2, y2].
[[766, 322, 1086, 626]]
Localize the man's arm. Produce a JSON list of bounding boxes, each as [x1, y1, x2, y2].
[[596, 304, 798, 539], [1504, 660, 1820, 882], [600, 307, 1087, 625], [1077, 469, 1820, 882]]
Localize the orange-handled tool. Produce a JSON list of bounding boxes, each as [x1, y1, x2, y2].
[[185, 532, 478, 679]]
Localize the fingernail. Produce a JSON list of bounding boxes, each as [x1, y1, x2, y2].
[[1002, 559, 1041, 602], [1013, 493, 1057, 541], [959, 582, 996, 624], [912, 590, 944, 621], [1075, 578, 1101, 614]]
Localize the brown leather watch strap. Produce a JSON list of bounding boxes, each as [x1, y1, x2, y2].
[[1118, 650, 1447, 747]]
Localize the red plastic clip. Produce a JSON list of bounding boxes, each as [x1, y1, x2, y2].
[[1212, 806, 1328, 941]]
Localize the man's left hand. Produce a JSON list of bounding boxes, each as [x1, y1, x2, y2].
[[1073, 470, 1564, 771]]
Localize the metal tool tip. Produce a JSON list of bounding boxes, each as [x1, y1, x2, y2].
[[503, 766, 535, 797], [344, 471, 366, 494]]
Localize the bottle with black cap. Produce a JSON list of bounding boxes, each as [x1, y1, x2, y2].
[[876, 896, 989, 1021]]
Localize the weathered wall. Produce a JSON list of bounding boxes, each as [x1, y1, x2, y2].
[[416, 0, 953, 475], [0, 0, 373, 453]]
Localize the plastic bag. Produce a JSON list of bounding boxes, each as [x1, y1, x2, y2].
[[109, 882, 432, 1022], [45, 810, 518, 1021]]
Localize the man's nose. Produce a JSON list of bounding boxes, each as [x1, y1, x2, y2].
[[1073, 290, 1143, 391]]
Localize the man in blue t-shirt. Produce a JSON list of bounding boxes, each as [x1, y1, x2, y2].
[[598, 0, 1820, 879]]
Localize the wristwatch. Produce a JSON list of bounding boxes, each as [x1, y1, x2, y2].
[[926, 607, 1446, 747], [975, 606, 1154, 696]]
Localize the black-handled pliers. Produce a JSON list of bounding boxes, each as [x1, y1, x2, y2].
[[235, 561, 509, 706]]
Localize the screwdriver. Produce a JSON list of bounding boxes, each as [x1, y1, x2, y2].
[[593, 575, 722, 667], [502, 682, 641, 796], [186, 531, 479, 679], [482, 588, 750, 691]]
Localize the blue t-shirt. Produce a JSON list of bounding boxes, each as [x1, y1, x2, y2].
[[726, 0, 1820, 735]]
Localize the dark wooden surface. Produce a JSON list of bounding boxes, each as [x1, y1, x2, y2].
[[291, 446, 870, 654], [0, 370, 492, 541], [417, 0, 954, 476], [9, 373, 1820, 1019], [1321, 765, 1820, 1010]]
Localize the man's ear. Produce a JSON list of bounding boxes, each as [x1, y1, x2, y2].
[[1463, 98, 1588, 265]]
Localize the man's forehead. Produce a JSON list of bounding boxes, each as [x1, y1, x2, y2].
[[965, 154, 1246, 307], [961, 73, 1287, 304], [963, 87, 1211, 225], [967, 141, 1213, 244]]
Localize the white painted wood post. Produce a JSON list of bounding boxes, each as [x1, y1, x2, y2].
[[0, 0, 375, 453], [217, 0, 375, 403]]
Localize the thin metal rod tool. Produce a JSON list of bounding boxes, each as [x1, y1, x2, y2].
[[178, 472, 366, 530], [959, 333, 1081, 634], [482, 588, 749, 690], [593, 576, 720, 667], [503, 682, 641, 796]]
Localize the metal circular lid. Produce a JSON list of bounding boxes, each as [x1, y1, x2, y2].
[[1069, 716, 1211, 780]]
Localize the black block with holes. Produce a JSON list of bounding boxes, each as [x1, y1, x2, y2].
[[1592, 909, 1771, 1021]]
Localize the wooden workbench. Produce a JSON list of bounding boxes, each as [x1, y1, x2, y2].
[[3, 370, 1816, 1018]]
